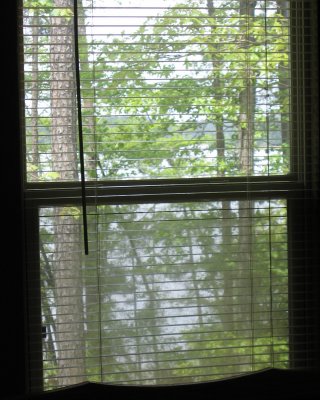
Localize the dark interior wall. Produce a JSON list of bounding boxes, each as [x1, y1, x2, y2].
[[0, 1, 318, 399], [1, 1, 27, 397], [7, 369, 320, 400]]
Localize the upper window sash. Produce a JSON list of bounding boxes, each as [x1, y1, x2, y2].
[[21, 0, 298, 185]]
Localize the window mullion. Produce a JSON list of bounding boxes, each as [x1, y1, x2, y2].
[[24, 178, 304, 207]]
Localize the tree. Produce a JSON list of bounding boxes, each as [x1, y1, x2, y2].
[[50, 0, 85, 386]]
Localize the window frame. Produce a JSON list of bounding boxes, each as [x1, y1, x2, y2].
[[8, 0, 319, 395]]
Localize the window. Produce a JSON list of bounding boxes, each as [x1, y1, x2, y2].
[[21, 0, 319, 393]]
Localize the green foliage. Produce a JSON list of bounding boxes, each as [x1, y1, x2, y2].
[[24, 0, 54, 7], [39, 199, 289, 385], [26, 0, 291, 387], [25, 0, 290, 181]]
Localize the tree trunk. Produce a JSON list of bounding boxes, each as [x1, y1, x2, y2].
[[207, 0, 225, 175], [30, 12, 39, 181], [277, 1, 290, 152], [125, 225, 160, 384], [237, 0, 257, 372], [50, 0, 85, 385], [207, 0, 234, 336], [239, 0, 256, 175], [40, 240, 58, 368]]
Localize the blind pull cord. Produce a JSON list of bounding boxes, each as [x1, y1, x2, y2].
[[74, 0, 89, 255]]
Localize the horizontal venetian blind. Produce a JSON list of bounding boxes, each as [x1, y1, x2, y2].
[[28, 199, 290, 389], [22, 0, 292, 182], [21, 0, 318, 394]]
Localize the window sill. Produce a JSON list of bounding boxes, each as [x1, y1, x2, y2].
[[10, 368, 320, 400]]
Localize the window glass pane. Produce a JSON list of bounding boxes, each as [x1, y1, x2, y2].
[[23, 0, 291, 182], [38, 199, 288, 389]]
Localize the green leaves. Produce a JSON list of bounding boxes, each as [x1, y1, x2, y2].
[[24, 0, 291, 181], [25, 1, 291, 383]]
